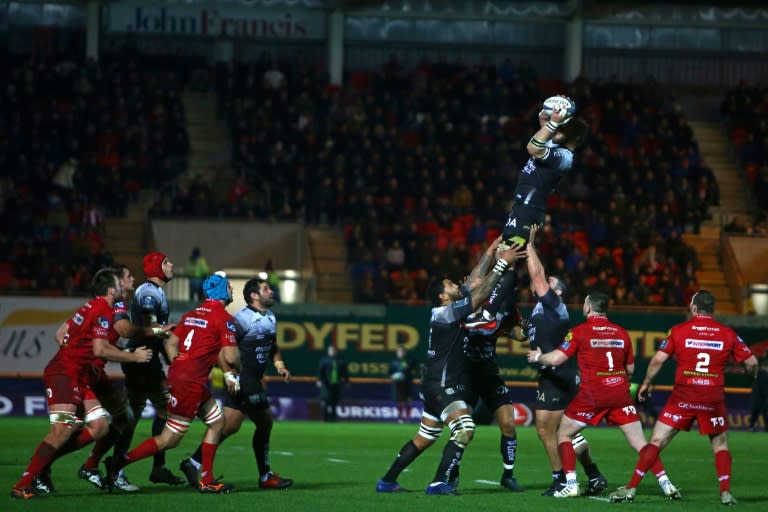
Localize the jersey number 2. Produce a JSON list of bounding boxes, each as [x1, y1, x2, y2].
[[695, 352, 710, 373]]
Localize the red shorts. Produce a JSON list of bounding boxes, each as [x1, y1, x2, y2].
[[43, 369, 96, 408], [167, 380, 211, 419], [658, 395, 728, 435], [564, 393, 640, 426]]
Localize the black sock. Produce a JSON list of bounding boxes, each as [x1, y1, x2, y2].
[[501, 435, 517, 474], [382, 440, 422, 482], [553, 469, 565, 482], [583, 463, 601, 480], [432, 441, 464, 484], [190, 444, 203, 465], [152, 416, 166, 467], [252, 428, 270, 476]]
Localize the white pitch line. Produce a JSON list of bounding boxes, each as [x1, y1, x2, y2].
[[474, 479, 499, 486], [272, 451, 294, 456], [327, 458, 350, 463], [588, 496, 611, 502]]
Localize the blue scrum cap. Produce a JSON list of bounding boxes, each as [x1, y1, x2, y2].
[[203, 273, 230, 301]]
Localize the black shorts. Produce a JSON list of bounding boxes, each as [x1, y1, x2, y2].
[[469, 360, 514, 413], [536, 367, 579, 411], [502, 205, 546, 246], [421, 382, 474, 421], [224, 378, 270, 412]]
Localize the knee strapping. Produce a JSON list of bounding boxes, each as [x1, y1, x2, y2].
[[572, 433, 588, 449], [449, 414, 475, 448], [418, 422, 443, 441], [203, 402, 223, 426], [84, 405, 108, 424], [49, 410, 81, 427]]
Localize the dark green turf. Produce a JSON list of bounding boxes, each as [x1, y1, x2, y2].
[[1, 418, 766, 511]]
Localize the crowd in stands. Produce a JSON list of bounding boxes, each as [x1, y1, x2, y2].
[[722, 83, 768, 221], [0, 48, 718, 306], [0, 51, 188, 294], [148, 54, 712, 307]]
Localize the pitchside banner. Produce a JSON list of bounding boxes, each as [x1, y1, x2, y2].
[[104, 5, 327, 39], [1, 298, 765, 389]]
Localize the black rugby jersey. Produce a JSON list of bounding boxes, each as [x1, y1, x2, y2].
[[514, 146, 574, 211]]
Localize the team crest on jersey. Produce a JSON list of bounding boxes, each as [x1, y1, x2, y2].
[[184, 317, 208, 328], [590, 339, 625, 348], [685, 339, 723, 351], [141, 296, 157, 309], [659, 338, 669, 349], [73, 313, 84, 325], [560, 341, 571, 350], [98, 316, 109, 329], [564, 331, 573, 342], [226, 321, 237, 332]]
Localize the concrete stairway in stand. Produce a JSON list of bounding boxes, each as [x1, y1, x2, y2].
[[307, 227, 353, 303], [683, 120, 750, 315]]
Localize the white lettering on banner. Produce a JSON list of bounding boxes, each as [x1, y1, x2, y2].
[[106, 5, 325, 39], [25, 396, 47, 416], [0, 396, 11, 415], [685, 339, 724, 351], [0, 297, 84, 375]]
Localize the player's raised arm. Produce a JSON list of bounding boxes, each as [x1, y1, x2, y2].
[[526, 225, 549, 297]]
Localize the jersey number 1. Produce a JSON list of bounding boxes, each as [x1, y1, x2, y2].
[[606, 351, 614, 371]]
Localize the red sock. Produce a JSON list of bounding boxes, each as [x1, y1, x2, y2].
[[628, 444, 660, 488], [124, 438, 159, 467], [715, 450, 732, 492], [651, 458, 666, 479], [84, 435, 113, 469], [16, 441, 57, 489], [557, 441, 577, 474], [199, 442, 219, 485]]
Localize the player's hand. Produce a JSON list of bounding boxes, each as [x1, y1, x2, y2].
[[638, 382, 652, 402], [527, 347, 543, 363], [538, 109, 550, 127], [488, 235, 503, 254], [550, 107, 571, 125], [133, 346, 153, 363], [278, 366, 292, 383], [528, 224, 540, 247], [497, 242, 526, 265], [224, 371, 240, 395]]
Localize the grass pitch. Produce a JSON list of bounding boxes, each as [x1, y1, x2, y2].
[[1, 418, 766, 511]]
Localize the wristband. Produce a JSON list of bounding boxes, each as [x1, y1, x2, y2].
[[274, 360, 286, 371], [224, 371, 240, 392], [151, 327, 163, 336], [529, 136, 546, 148], [492, 259, 509, 275], [545, 120, 560, 132], [533, 351, 541, 363]]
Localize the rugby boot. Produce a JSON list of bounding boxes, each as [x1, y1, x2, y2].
[[33, 467, 54, 494], [259, 472, 294, 489], [584, 474, 608, 495], [609, 485, 637, 503], [10, 487, 45, 500], [660, 479, 681, 500], [199, 479, 235, 494], [376, 479, 409, 493], [721, 491, 737, 506], [78, 465, 107, 491], [149, 465, 185, 486], [425, 482, 459, 495], [112, 471, 140, 492], [553, 481, 580, 498], [500, 470, 523, 492], [179, 458, 199, 488]]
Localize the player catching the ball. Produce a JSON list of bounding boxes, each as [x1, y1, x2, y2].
[[467, 95, 590, 328]]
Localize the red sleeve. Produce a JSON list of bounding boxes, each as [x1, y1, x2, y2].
[[658, 326, 676, 356], [731, 332, 754, 363], [90, 302, 113, 340]]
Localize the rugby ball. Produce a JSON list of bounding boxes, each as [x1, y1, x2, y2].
[[542, 96, 576, 117]]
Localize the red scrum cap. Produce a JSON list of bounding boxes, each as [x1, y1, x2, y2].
[[143, 251, 168, 281]]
